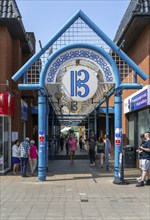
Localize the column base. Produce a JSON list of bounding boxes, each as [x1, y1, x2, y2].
[[38, 167, 46, 181], [113, 178, 129, 185], [38, 175, 46, 181]]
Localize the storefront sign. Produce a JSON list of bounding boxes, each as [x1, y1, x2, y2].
[[124, 85, 150, 114], [0, 92, 14, 116]]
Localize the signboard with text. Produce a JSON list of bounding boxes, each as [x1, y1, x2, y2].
[[0, 92, 14, 116], [124, 85, 150, 114]]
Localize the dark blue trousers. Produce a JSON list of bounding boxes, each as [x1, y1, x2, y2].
[[20, 157, 28, 176], [89, 149, 95, 164]]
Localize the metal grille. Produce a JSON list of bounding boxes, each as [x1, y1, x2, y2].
[[53, 18, 109, 52], [26, 17, 134, 84], [112, 52, 133, 83], [27, 59, 42, 84]]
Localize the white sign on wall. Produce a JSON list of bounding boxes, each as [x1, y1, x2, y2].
[[124, 85, 150, 114], [12, 132, 19, 142], [62, 66, 98, 102]]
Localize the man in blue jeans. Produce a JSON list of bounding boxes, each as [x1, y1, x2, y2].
[[136, 131, 150, 187], [19, 137, 30, 177]]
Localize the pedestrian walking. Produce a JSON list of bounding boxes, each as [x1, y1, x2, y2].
[[103, 134, 112, 156], [12, 139, 20, 175], [79, 136, 83, 150], [29, 140, 38, 176], [65, 136, 69, 155], [68, 130, 77, 164], [136, 131, 150, 187], [88, 131, 97, 166], [97, 136, 105, 168], [60, 133, 64, 151], [19, 137, 30, 177], [136, 134, 145, 181]]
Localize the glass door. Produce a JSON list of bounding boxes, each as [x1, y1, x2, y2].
[[0, 117, 4, 171], [128, 113, 134, 147], [0, 116, 11, 173], [4, 116, 11, 170]]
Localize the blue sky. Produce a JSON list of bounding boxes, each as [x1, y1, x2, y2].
[[16, 0, 130, 52]]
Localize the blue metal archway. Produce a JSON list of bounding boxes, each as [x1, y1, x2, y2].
[[38, 43, 121, 181], [11, 10, 148, 183]]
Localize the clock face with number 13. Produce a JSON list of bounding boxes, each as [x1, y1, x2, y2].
[[62, 66, 98, 102]]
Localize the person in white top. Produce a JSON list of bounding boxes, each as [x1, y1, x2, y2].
[[12, 139, 20, 175], [103, 134, 112, 155]]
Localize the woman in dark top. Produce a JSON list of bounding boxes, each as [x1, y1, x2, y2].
[[88, 132, 96, 166], [97, 136, 105, 168]]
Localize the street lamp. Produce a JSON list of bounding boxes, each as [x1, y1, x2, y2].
[[54, 92, 62, 105]]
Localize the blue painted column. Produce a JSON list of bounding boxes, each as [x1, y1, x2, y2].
[[94, 109, 97, 139], [51, 107, 55, 158], [113, 91, 123, 184], [38, 89, 46, 181], [105, 96, 109, 171], [55, 118, 59, 153], [88, 115, 90, 139], [45, 102, 49, 170], [57, 120, 60, 153], [56, 121, 60, 152]]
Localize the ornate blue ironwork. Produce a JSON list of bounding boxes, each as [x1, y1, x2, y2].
[[46, 49, 113, 83], [38, 88, 46, 97]]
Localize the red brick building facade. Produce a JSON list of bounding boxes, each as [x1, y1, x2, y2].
[[114, 1, 150, 149], [0, 0, 36, 172]]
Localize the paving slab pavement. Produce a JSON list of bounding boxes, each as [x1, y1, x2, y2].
[[0, 159, 150, 220]]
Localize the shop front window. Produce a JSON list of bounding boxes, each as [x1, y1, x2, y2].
[[0, 117, 3, 171], [128, 113, 134, 147], [0, 116, 11, 172], [138, 108, 150, 145], [4, 117, 11, 169]]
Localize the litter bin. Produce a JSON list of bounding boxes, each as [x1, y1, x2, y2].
[[124, 145, 136, 168]]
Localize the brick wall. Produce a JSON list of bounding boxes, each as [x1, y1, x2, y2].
[[0, 25, 36, 142], [122, 25, 150, 145], [100, 25, 150, 147], [0, 27, 12, 89]]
